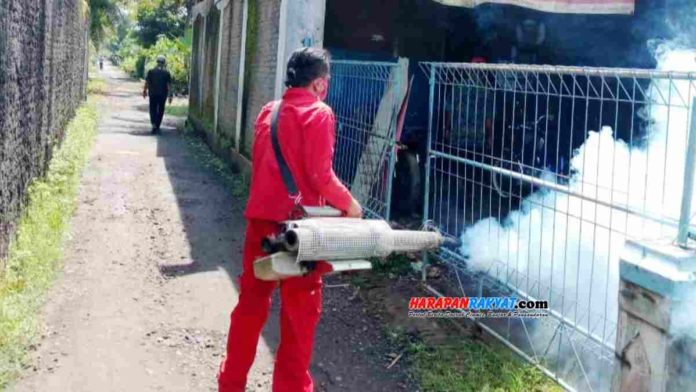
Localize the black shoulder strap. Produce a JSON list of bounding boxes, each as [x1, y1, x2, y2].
[[270, 101, 300, 198]]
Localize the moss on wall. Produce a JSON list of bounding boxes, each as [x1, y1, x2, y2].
[[240, 0, 258, 158]]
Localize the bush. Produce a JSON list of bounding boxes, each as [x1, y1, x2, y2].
[[135, 55, 147, 79], [117, 36, 145, 77], [142, 34, 190, 94], [115, 32, 190, 94]]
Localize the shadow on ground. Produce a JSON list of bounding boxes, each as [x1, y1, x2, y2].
[[148, 103, 417, 391]]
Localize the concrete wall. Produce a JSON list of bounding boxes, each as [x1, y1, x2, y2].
[[217, 0, 245, 149], [189, 15, 204, 118], [202, 7, 220, 123], [275, 0, 326, 98], [187, 0, 326, 170], [0, 0, 88, 264], [241, 0, 281, 156]]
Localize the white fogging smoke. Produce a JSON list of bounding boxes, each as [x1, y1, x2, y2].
[[460, 47, 696, 343]]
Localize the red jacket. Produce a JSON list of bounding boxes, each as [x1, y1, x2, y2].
[[244, 88, 353, 222]]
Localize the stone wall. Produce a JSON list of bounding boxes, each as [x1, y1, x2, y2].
[[0, 0, 89, 264]]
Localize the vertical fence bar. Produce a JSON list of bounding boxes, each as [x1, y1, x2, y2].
[[422, 64, 436, 281], [678, 97, 696, 247], [384, 67, 402, 221]]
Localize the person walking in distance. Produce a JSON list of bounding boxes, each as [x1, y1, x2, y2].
[[142, 55, 173, 134], [217, 47, 363, 392]]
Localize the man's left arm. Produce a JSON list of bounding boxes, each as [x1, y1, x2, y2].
[[167, 72, 173, 104], [143, 70, 150, 99]]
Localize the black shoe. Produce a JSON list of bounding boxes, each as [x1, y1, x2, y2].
[[151, 127, 158, 134]]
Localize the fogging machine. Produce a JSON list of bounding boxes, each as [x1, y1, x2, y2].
[[254, 101, 455, 280], [253, 206, 456, 281]]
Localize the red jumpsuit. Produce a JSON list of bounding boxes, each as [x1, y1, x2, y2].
[[218, 88, 353, 392]]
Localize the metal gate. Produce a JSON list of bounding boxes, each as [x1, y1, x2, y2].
[[420, 61, 696, 391], [327, 60, 407, 219]]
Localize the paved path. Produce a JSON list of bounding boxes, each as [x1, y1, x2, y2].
[[11, 65, 415, 392]]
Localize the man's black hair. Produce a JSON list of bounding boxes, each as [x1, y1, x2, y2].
[[285, 47, 330, 88]]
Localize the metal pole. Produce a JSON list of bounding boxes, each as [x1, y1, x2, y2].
[[422, 61, 696, 81], [384, 61, 405, 221], [678, 97, 696, 247], [421, 64, 436, 281]]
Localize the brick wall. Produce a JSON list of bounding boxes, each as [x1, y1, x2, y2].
[[0, 0, 88, 264]]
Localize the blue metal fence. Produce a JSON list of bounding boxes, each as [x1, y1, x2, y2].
[[420, 61, 696, 391], [327, 60, 406, 219]]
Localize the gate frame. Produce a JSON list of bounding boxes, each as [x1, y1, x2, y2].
[[419, 61, 696, 392]]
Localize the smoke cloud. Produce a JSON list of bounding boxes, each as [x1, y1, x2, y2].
[[460, 47, 696, 345]]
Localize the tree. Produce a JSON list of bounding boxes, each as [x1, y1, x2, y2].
[[134, 0, 188, 48], [88, 0, 123, 51]]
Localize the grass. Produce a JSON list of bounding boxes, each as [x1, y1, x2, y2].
[[87, 76, 106, 95], [165, 102, 189, 117], [0, 98, 99, 388], [383, 327, 560, 392], [410, 337, 561, 392], [355, 254, 563, 392]]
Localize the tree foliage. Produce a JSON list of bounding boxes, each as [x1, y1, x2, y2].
[[88, 0, 122, 51], [134, 0, 188, 48], [106, 0, 191, 94]]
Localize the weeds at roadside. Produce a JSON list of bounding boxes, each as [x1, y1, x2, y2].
[[383, 325, 561, 392], [0, 99, 99, 388], [165, 103, 188, 117], [87, 76, 106, 95], [354, 255, 562, 392], [178, 122, 249, 200]]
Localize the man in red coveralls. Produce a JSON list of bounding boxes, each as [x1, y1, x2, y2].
[[218, 47, 363, 392]]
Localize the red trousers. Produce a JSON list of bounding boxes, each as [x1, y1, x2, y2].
[[218, 220, 325, 392]]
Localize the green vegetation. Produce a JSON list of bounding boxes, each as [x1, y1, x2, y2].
[[142, 33, 192, 92], [411, 338, 560, 392], [180, 123, 249, 199], [384, 327, 561, 392], [371, 254, 416, 277], [165, 102, 189, 117], [88, 0, 123, 52], [109, 0, 191, 94], [87, 75, 107, 95], [353, 253, 562, 391], [133, 0, 188, 47], [0, 99, 99, 388]]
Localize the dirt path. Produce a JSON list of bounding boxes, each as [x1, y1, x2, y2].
[[10, 66, 416, 392]]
